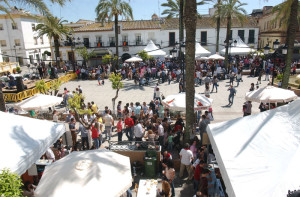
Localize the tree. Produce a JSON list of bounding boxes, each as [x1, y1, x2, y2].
[[0, 0, 69, 17], [109, 73, 123, 115], [0, 168, 23, 196], [35, 79, 49, 94], [184, 0, 197, 143], [0, 85, 5, 112], [67, 93, 93, 129], [95, 0, 133, 69], [75, 47, 96, 66], [137, 50, 152, 61], [50, 79, 62, 96], [102, 54, 112, 64], [220, 0, 247, 72], [35, 16, 71, 68], [271, 0, 299, 88], [212, 0, 222, 52]]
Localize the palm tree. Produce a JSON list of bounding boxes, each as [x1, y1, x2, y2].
[[212, 0, 223, 52], [271, 0, 299, 88], [95, 0, 133, 68], [184, 0, 197, 143], [220, 0, 247, 72], [35, 16, 70, 68], [0, 0, 69, 16]]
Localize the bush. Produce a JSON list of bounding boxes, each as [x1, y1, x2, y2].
[[0, 168, 23, 197], [276, 74, 283, 81], [16, 67, 21, 73]]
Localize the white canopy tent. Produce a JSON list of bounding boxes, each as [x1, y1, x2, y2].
[[207, 99, 300, 197], [208, 53, 225, 60], [195, 43, 211, 57], [0, 112, 66, 175], [144, 40, 166, 57], [162, 93, 213, 111], [245, 86, 298, 103], [14, 94, 63, 111], [35, 149, 132, 197], [196, 56, 209, 61], [221, 37, 255, 55], [125, 56, 143, 62]]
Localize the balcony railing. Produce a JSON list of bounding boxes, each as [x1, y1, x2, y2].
[[94, 42, 104, 47], [108, 41, 115, 47]]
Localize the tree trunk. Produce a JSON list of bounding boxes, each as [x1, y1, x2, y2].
[[179, 0, 184, 44], [54, 37, 60, 68], [224, 16, 231, 73], [115, 15, 119, 70], [0, 86, 5, 112], [112, 88, 120, 115], [215, 0, 221, 52], [184, 0, 196, 144], [282, 0, 298, 89]]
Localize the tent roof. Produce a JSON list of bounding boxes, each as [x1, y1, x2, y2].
[[221, 37, 255, 55], [144, 40, 166, 56], [245, 86, 298, 103], [14, 94, 63, 111], [0, 112, 65, 175], [195, 43, 211, 56], [35, 149, 132, 197], [207, 99, 300, 197], [208, 53, 225, 60], [125, 56, 143, 62]]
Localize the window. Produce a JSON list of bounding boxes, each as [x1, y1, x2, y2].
[[122, 35, 128, 46], [32, 23, 36, 31], [40, 37, 44, 45], [169, 32, 175, 46], [96, 36, 102, 47], [229, 30, 233, 40], [109, 37, 115, 47], [0, 40, 7, 47], [14, 39, 21, 46], [0, 24, 3, 30], [238, 30, 245, 42], [34, 37, 38, 45], [29, 55, 34, 64], [83, 38, 89, 47], [200, 31, 207, 45], [12, 23, 17, 30], [136, 34, 142, 45], [248, 30, 255, 44]]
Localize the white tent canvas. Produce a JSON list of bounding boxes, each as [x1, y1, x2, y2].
[[35, 149, 132, 197], [0, 112, 65, 175], [207, 100, 300, 197], [221, 37, 255, 55], [125, 56, 143, 62], [195, 43, 211, 57], [208, 53, 225, 60], [15, 94, 63, 111], [162, 93, 213, 111], [144, 40, 166, 56], [245, 86, 298, 103]]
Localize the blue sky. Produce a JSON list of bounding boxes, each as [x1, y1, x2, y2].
[[11, 0, 284, 23]]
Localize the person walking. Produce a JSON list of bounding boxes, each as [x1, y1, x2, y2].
[[227, 85, 236, 106], [117, 118, 123, 142], [179, 143, 194, 180], [210, 76, 218, 93], [69, 118, 78, 148], [91, 122, 100, 149], [124, 114, 134, 141], [157, 120, 165, 147], [103, 110, 114, 141], [134, 120, 144, 141], [79, 122, 89, 150]]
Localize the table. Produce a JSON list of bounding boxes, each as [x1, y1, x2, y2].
[[137, 179, 158, 197]]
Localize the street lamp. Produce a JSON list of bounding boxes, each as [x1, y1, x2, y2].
[[273, 39, 280, 49], [170, 48, 177, 59], [233, 40, 237, 47], [282, 45, 288, 55], [69, 33, 81, 68]]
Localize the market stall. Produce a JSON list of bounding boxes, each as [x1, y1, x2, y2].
[[35, 149, 132, 197], [195, 42, 211, 57], [125, 56, 143, 63], [207, 99, 300, 197], [208, 53, 225, 60], [144, 40, 166, 57], [0, 112, 66, 175], [220, 37, 255, 55]]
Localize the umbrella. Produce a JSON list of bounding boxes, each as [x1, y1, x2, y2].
[[196, 56, 209, 60], [125, 56, 143, 62], [245, 86, 298, 103], [35, 149, 132, 197], [208, 54, 225, 60], [162, 93, 213, 111], [14, 94, 63, 111]]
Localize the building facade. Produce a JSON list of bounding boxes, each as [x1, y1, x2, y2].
[[56, 14, 259, 65], [0, 10, 51, 65]]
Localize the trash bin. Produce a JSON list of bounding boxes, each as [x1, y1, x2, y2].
[[144, 150, 157, 178]]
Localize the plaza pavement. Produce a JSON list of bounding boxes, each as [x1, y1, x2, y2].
[[59, 75, 269, 123]]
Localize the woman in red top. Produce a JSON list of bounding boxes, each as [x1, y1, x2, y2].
[[91, 122, 100, 149]]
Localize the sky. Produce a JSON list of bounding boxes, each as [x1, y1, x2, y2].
[[10, 0, 285, 23]]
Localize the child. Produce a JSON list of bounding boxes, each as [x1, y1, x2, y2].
[[117, 118, 123, 142], [97, 75, 101, 86], [167, 133, 173, 151]]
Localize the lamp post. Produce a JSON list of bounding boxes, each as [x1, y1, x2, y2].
[[224, 39, 233, 72], [264, 39, 280, 85], [68, 33, 81, 68]]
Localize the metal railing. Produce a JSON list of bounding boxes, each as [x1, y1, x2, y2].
[[109, 140, 159, 151]]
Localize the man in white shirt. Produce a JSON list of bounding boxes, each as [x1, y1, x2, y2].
[[179, 143, 194, 180], [103, 110, 114, 141], [134, 120, 144, 141], [45, 147, 55, 161], [157, 121, 164, 146]]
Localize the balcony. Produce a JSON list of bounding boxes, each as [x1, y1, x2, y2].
[[94, 42, 104, 47], [108, 42, 116, 47], [121, 41, 128, 46], [135, 40, 143, 46]]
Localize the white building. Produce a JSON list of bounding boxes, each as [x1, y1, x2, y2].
[[56, 13, 259, 65], [0, 9, 51, 66]]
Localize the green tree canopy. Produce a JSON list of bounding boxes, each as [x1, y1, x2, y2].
[[0, 168, 23, 197], [76, 47, 96, 66]]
